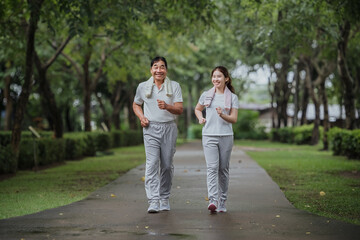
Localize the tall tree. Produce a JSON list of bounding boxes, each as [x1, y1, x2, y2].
[[324, 0, 360, 129], [11, 0, 44, 161]]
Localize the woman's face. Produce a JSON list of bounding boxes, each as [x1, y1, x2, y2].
[[150, 60, 167, 81], [212, 70, 228, 90]]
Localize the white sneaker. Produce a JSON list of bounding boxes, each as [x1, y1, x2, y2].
[[160, 199, 170, 211], [147, 201, 159, 213], [208, 200, 217, 213], [217, 200, 227, 213]]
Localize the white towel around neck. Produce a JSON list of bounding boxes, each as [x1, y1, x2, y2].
[[144, 76, 173, 98]]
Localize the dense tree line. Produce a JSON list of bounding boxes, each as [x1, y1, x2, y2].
[[1, 0, 359, 165]]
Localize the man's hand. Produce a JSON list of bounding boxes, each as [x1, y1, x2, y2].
[[140, 116, 149, 127], [157, 99, 167, 110]]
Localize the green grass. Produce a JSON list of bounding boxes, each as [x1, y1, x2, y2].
[[0, 145, 145, 219], [235, 140, 360, 225]]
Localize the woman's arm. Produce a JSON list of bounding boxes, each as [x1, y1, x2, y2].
[[194, 103, 206, 124], [216, 107, 238, 124]]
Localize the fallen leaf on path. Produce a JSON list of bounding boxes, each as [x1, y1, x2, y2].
[[306, 232, 311, 235], [111, 194, 116, 197], [205, 197, 209, 201], [276, 215, 280, 218], [319, 191, 326, 196], [141, 176, 145, 182]]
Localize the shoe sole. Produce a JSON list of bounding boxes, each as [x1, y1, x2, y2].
[[208, 204, 217, 213], [148, 210, 159, 213]]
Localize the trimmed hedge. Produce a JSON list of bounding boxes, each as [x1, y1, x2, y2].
[[0, 130, 143, 173], [18, 138, 66, 170], [270, 124, 323, 145], [328, 127, 360, 160], [0, 145, 16, 173]]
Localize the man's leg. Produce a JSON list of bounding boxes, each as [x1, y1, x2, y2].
[[159, 122, 177, 209], [143, 124, 162, 212]]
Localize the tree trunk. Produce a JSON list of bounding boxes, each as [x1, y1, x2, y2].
[[304, 60, 319, 145], [320, 80, 329, 150], [65, 106, 74, 132], [11, 0, 43, 164], [111, 82, 123, 130], [83, 88, 92, 131], [267, 77, 276, 128], [82, 47, 92, 131], [95, 93, 111, 131], [127, 88, 137, 130], [34, 53, 63, 138], [300, 66, 309, 126], [186, 84, 192, 137], [274, 48, 291, 128], [337, 21, 356, 130], [293, 62, 301, 127], [4, 74, 13, 131]]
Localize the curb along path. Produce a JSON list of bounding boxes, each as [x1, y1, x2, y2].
[[0, 140, 360, 239]]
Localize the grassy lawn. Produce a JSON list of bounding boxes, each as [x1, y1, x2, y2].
[[0, 145, 145, 220], [235, 140, 360, 225]]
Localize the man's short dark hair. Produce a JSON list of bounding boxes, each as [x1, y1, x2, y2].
[[151, 56, 168, 69]]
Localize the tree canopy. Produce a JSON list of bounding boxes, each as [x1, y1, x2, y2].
[[1, 0, 359, 153]]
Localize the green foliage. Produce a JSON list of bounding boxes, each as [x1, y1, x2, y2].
[[0, 145, 16, 173], [271, 124, 323, 145], [233, 110, 268, 140], [0, 130, 143, 173], [329, 128, 360, 160], [18, 138, 66, 170], [187, 125, 203, 139]]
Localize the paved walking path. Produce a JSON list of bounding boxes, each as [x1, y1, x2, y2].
[[1, 140, 360, 240]]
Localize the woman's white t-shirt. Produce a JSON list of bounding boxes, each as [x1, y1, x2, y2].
[[198, 92, 239, 136]]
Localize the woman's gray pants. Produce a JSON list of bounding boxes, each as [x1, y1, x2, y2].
[[143, 121, 177, 204], [202, 135, 233, 204]]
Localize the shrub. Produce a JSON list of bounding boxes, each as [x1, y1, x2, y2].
[[293, 124, 314, 145], [271, 124, 323, 145], [328, 127, 347, 155], [233, 110, 268, 140], [92, 132, 112, 152], [341, 130, 360, 160], [18, 138, 66, 170], [122, 130, 143, 146], [0, 145, 16, 173], [328, 128, 360, 160], [111, 130, 124, 148], [64, 133, 96, 158], [187, 125, 203, 139]]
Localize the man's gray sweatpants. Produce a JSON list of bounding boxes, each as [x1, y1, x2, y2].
[[202, 135, 233, 204], [143, 121, 177, 203]]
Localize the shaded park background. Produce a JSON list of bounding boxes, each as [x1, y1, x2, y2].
[[1, 0, 360, 173]]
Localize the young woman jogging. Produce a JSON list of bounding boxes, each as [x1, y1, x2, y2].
[[194, 66, 239, 213]]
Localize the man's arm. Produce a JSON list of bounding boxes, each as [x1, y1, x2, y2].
[[157, 100, 183, 115], [132, 102, 149, 127]]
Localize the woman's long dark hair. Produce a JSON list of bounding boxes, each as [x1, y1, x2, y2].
[[211, 66, 235, 93]]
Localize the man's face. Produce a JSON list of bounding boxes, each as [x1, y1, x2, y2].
[[150, 60, 167, 81]]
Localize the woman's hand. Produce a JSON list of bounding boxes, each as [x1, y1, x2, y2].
[[216, 107, 223, 116], [199, 117, 206, 124]]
